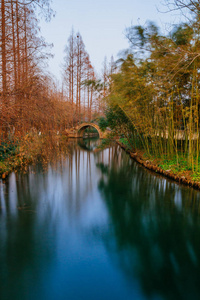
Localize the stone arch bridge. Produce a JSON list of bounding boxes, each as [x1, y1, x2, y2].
[[65, 123, 108, 139]]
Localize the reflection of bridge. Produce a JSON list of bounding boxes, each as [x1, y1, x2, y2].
[[66, 123, 108, 139]]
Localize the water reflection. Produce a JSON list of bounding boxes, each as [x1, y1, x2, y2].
[[0, 139, 200, 299], [97, 151, 200, 300], [77, 137, 100, 151]]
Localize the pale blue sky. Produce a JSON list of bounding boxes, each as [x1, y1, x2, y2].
[[39, 0, 179, 82]]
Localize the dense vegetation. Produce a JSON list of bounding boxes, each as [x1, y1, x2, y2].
[[0, 0, 71, 136], [0, 0, 106, 176], [99, 0, 200, 181]]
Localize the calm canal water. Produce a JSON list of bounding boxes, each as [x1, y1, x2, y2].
[[1, 139, 200, 300]]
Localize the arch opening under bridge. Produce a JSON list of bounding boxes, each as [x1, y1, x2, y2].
[[77, 123, 102, 138], [66, 122, 108, 138]]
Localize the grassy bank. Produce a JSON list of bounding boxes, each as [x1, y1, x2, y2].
[[0, 133, 68, 179], [119, 138, 200, 188]]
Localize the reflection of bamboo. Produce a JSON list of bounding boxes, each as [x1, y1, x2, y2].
[[75, 147, 78, 182], [89, 151, 92, 189], [78, 147, 80, 175], [69, 149, 72, 188], [0, 181, 5, 213]]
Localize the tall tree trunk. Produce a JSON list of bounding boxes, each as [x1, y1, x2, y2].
[[1, 0, 7, 98], [11, 0, 17, 93], [76, 37, 79, 120], [16, 0, 21, 89], [23, 4, 28, 87]]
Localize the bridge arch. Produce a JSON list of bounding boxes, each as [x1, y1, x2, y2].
[[76, 123, 103, 138]]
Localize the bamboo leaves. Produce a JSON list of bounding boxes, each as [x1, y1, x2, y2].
[[105, 11, 200, 172]]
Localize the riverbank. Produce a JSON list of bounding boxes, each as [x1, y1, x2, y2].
[[117, 140, 200, 190], [0, 133, 68, 179]]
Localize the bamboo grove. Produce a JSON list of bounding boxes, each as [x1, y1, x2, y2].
[[103, 0, 200, 172]]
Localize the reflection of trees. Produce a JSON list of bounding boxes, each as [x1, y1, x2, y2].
[[98, 151, 200, 300], [0, 138, 107, 300], [2, 141, 200, 299], [0, 172, 56, 300]]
